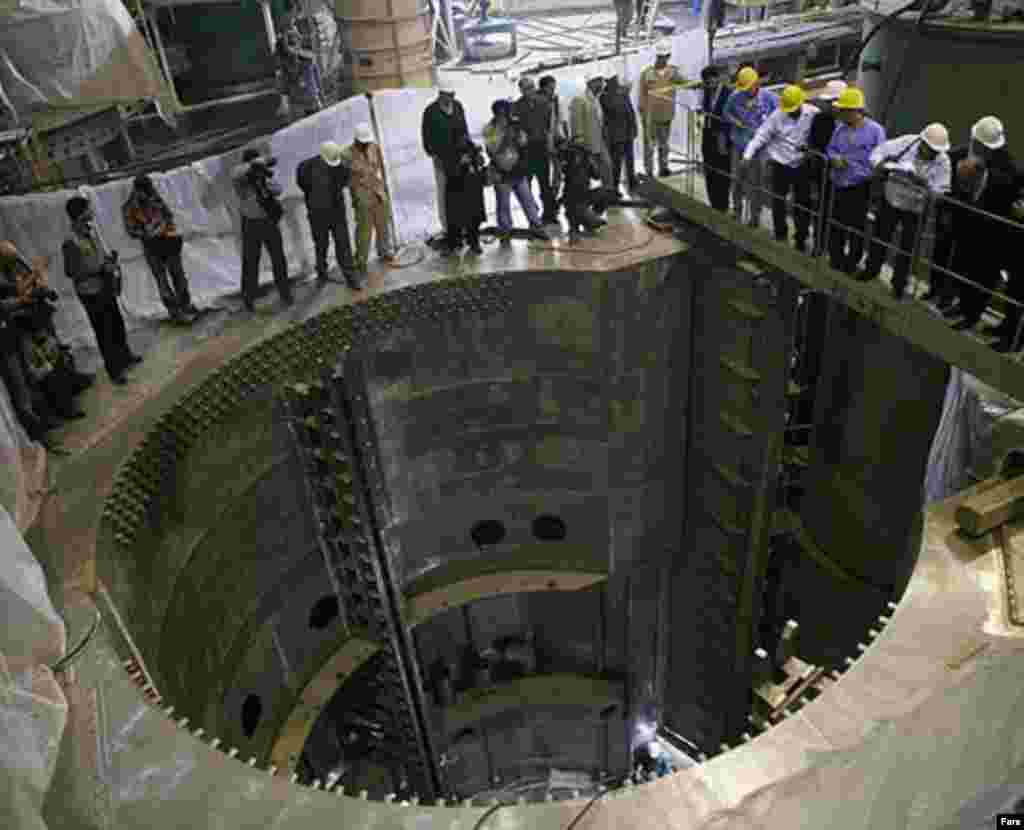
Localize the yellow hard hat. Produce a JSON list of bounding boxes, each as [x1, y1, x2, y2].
[[833, 87, 865, 110], [780, 85, 806, 113], [735, 66, 759, 92]]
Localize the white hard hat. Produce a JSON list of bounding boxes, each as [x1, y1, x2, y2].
[[354, 123, 375, 143], [584, 71, 604, 84], [818, 79, 847, 101], [320, 141, 343, 167], [920, 123, 950, 153], [972, 115, 1006, 150], [655, 40, 672, 55], [438, 81, 456, 94]]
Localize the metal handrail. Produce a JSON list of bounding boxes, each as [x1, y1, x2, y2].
[[675, 105, 1024, 348]]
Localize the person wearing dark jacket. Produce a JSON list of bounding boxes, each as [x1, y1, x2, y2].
[[422, 86, 470, 241], [442, 138, 487, 255], [699, 65, 732, 212], [600, 75, 639, 193], [62, 196, 140, 385], [123, 174, 198, 324], [296, 141, 357, 287], [805, 80, 846, 256], [513, 76, 559, 224]]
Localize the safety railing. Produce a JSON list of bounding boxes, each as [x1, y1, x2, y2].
[[666, 105, 1024, 353]]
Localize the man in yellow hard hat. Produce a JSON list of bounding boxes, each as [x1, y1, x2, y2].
[[741, 84, 819, 252], [722, 66, 779, 227], [861, 123, 951, 299], [637, 41, 700, 178], [824, 86, 885, 274]]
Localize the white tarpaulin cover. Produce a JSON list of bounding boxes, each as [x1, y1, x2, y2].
[[0, 504, 66, 830], [924, 368, 1024, 504], [0, 0, 165, 122]]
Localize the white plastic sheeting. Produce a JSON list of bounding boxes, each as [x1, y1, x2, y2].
[[924, 368, 1024, 504], [0, 504, 66, 830], [0, 0, 165, 121]]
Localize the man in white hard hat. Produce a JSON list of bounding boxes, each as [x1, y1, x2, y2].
[[570, 72, 614, 187], [296, 140, 357, 287], [422, 83, 469, 245], [342, 124, 397, 283], [805, 79, 847, 255], [859, 123, 951, 299], [929, 115, 1018, 317], [637, 40, 698, 177], [933, 116, 1024, 340]]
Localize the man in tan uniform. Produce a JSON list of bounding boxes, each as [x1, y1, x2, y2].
[[637, 40, 699, 177], [341, 123, 397, 282]]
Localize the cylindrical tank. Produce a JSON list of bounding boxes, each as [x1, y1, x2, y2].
[[335, 0, 434, 93], [859, 14, 1022, 145]]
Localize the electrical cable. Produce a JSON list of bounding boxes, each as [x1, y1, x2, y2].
[[50, 609, 101, 673], [472, 801, 505, 830]]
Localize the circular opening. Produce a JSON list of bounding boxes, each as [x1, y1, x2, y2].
[[532, 514, 567, 541], [308, 595, 340, 630], [241, 694, 263, 738], [470, 519, 507, 548]]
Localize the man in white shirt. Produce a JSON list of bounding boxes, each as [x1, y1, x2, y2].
[[741, 85, 818, 252], [860, 122, 952, 299]]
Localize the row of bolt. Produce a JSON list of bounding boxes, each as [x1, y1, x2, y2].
[[727, 600, 900, 753]]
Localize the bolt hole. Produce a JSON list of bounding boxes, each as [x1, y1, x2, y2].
[[471, 519, 507, 548], [309, 595, 340, 630], [241, 694, 262, 738], [532, 514, 567, 541]]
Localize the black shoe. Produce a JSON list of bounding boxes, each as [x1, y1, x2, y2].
[[110, 374, 128, 385], [891, 284, 906, 301], [920, 290, 938, 303], [854, 269, 878, 282], [951, 317, 979, 331], [940, 303, 962, 318], [993, 337, 1017, 353], [71, 372, 94, 392], [659, 168, 672, 177], [346, 278, 365, 291], [127, 353, 143, 366], [627, 178, 639, 191], [59, 408, 87, 420], [794, 239, 807, 255], [281, 294, 295, 308], [316, 272, 329, 283], [469, 243, 483, 255]]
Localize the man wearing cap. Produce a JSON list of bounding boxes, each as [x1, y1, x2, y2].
[[933, 117, 1023, 336], [513, 75, 559, 224], [123, 173, 199, 324], [600, 75, 639, 193], [570, 74, 614, 188], [859, 124, 951, 299], [741, 85, 819, 252], [805, 79, 847, 256], [722, 66, 778, 226], [342, 123, 397, 278], [824, 87, 885, 274], [422, 86, 470, 244], [232, 148, 293, 310], [297, 141, 357, 288], [637, 41, 696, 178], [699, 66, 732, 213]]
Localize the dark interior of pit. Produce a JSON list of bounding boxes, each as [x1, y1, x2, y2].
[[97, 253, 947, 803]]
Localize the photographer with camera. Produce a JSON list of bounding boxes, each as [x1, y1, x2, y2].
[[483, 100, 549, 246], [231, 148, 293, 311], [440, 136, 487, 256], [556, 137, 610, 242], [123, 174, 199, 325], [63, 196, 141, 386]]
